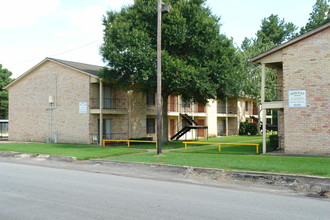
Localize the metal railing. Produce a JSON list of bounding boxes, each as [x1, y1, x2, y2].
[[217, 107, 238, 114], [183, 141, 260, 154], [90, 98, 127, 110], [168, 102, 206, 113]]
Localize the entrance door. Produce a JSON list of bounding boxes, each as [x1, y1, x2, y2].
[[197, 103, 205, 113], [197, 119, 205, 137], [170, 119, 176, 137], [169, 96, 176, 111], [98, 119, 112, 139]]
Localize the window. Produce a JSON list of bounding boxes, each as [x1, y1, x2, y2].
[[245, 101, 249, 112], [146, 92, 155, 105], [146, 118, 155, 133], [182, 99, 190, 108]]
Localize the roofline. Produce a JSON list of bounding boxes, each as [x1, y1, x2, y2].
[[4, 58, 100, 90], [250, 22, 330, 63]]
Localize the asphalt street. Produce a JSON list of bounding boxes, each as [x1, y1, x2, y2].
[[0, 162, 329, 220]]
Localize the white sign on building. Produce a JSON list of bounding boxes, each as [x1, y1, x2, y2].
[[288, 90, 306, 108], [79, 102, 88, 113]]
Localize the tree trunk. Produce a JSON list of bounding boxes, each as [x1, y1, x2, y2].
[[162, 95, 169, 144]]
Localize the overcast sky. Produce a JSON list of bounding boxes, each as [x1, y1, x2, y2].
[[0, 0, 315, 78]]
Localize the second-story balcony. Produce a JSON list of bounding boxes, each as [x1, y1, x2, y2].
[[90, 98, 127, 114], [168, 102, 206, 114], [217, 107, 237, 115], [263, 85, 284, 109]]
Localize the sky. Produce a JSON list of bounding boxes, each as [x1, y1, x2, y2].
[[0, 0, 316, 78]]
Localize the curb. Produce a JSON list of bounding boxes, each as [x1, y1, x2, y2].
[[1, 151, 329, 198], [91, 159, 330, 198]]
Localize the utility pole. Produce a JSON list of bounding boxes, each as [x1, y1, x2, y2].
[[156, 1, 171, 155], [156, 0, 162, 154]]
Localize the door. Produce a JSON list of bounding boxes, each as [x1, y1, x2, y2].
[[197, 103, 205, 113], [197, 119, 205, 137], [98, 119, 112, 139], [169, 96, 175, 111], [170, 119, 176, 137], [103, 86, 113, 109]]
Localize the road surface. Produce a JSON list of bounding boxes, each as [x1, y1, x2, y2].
[[0, 162, 329, 219]]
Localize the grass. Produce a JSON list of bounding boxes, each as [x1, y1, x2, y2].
[[1, 135, 329, 177], [0, 143, 147, 160], [106, 152, 330, 177]]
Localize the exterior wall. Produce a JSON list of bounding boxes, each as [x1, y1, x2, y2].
[[206, 99, 217, 137], [8, 61, 91, 143], [282, 27, 330, 154]]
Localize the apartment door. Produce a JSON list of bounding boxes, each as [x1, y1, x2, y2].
[[169, 119, 176, 137], [197, 103, 205, 113], [98, 119, 112, 139], [103, 86, 113, 109], [197, 119, 205, 137], [169, 96, 176, 111]]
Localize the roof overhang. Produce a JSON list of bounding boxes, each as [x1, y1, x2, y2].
[[251, 22, 330, 63], [4, 58, 100, 90]]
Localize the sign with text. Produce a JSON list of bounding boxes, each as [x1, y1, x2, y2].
[[288, 90, 306, 108], [79, 102, 88, 113]]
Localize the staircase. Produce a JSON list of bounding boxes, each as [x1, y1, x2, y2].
[[170, 113, 208, 140]]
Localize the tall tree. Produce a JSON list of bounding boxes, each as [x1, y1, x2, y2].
[[0, 65, 13, 118], [256, 14, 297, 45], [100, 0, 242, 142], [240, 15, 297, 133], [301, 0, 330, 34]]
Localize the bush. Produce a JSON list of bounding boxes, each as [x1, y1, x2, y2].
[[239, 122, 258, 135], [269, 135, 279, 150]]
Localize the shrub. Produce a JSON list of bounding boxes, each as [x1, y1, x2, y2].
[[269, 135, 279, 150], [239, 122, 258, 135]]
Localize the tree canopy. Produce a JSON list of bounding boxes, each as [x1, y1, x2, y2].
[[240, 14, 297, 104], [100, 0, 242, 103], [300, 0, 330, 34], [0, 64, 13, 118]]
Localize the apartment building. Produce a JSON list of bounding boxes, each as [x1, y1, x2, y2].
[[5, 57, 255, 144], [252, 22, 330, 155]]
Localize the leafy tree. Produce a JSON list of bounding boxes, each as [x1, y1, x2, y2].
[[240, 14, 297, 134], [300, 0, 330, 34], [100, 0, 242, 142], [256, 14, 297, 45], [0, 65, 13, 118]]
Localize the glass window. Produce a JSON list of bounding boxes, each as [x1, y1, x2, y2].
[[146, 92, 155, 105], [146, 118, 155, 133]]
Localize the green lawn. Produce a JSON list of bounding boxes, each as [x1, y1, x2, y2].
[[198, 135, 262, 143], [106, 152, 330, 177], [0, 143, 147, 160]]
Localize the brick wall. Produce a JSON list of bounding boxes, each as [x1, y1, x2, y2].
[[8, 60, 91, 143], [282, 27, 330, 154]]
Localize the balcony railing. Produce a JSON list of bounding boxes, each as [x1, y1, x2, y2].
[[217, 107, 237, 114], [168, 103, 206, 113], [90, 98, 127, 110]]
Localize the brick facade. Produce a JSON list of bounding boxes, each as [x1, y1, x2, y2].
[[252, 23, 330, 155]]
